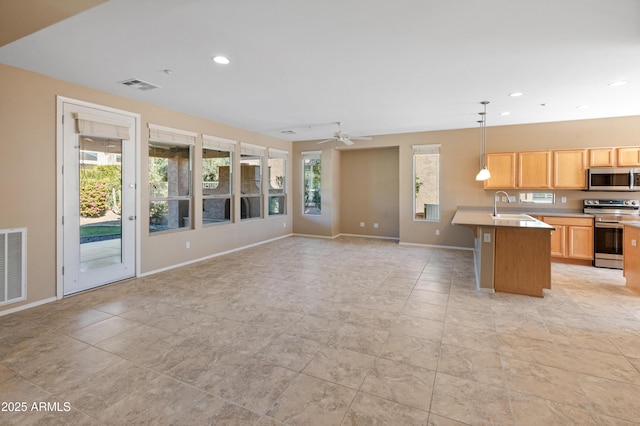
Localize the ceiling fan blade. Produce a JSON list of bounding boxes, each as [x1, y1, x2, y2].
[[341, 138, 355, 145], [350, 136, 372, 141], [317, 138, 334, 144]]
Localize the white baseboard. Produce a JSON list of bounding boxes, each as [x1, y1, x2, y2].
[[139, 233, 293, 277], [0, 297, 58, 317], [335, 233, 400, 241], [398, 241, 473, 251]]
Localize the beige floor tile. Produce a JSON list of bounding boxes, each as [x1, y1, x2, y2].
[[437, 344, 505, 387], [402, 300, 448, 322], [328, 323, 389, 356], [427, 413, 469, 425], [442, 322, 500, 353], [430, 373, 513, 425], [444, 306, 494, 331], [69, 315, 138, 345], [557, 344, 640, 385], [98, 375, 206, 425], [344, 392, 430, 425], [1, 236, 639, 425], [360, 357, 435, 411], [389, 314, 444, 341], [379, 334, 440, 370], [509, 391, 600, 425], [211, 361, 297, 414], [501, 356, 592, 409], [174, 394, 261, 425], [303, 347, 375, 389], [254, 333, 323, 371], [266, 373, 356, 425], [168, 348, 253, 392], [498, 334, 567, 370], [578, 374, 640, 423], [408, 289, 450, 307], [56, 359, 159, 418]]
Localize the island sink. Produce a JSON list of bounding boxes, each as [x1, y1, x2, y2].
[[491, 213, 536, 221]]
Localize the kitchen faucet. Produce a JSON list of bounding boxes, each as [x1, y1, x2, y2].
[[493, 191, 513, 216]]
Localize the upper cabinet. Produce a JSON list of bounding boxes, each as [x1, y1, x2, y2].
[[518, 151, 552, 188], [588, 148, 615, 168], [484, 152, 517, 189], [617, 147, 640, 167], [553, 149, 587, 189]]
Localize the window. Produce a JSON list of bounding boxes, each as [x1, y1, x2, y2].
[[413, 144, 440, 221], [202, 135, 235, 225], [148, 124, 195, 233], [240, 143, 265, 219], [268, 149, 287, 215], [303, 151, 321, 215]]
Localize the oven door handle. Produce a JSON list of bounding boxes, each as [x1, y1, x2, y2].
[[595, 222, 624, 229]]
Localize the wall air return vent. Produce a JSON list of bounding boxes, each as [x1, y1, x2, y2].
[[280, 130, 297, 135], [119, 78, 160, 91], [0, 228, 26, 306]]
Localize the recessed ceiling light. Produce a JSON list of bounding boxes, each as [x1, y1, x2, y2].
[[509, 92, 523, 97], [212, 56, 230, 65], [500, 111, 511, 116], [576, 105, 590, 110], [608, 80, 628, 87]]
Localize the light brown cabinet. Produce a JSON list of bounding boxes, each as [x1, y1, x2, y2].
[[542, 216, 593, 265], [589, 148, 615, 167], [553, 149, 587, 189], [624, 224, 640, 295], [617, 147, 640, 167], [518, 151, 552, 188], [484, 152, 517, 189]]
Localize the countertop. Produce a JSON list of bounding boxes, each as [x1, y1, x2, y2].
[[451, 207, 555, 229]]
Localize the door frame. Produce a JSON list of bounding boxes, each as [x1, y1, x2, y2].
[[56, 96, 141, 299]]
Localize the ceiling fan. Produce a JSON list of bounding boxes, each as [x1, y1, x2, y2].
[[317, 122, 372, 146]]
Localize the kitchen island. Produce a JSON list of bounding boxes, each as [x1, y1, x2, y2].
[[452, 207, 555, 297]]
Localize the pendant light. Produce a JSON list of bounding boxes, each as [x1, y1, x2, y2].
[[475, 101, 491, 181]]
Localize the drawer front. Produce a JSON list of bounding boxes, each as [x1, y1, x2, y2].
[[542, 216, 593, 227]]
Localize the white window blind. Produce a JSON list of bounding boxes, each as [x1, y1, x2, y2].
[[203, 135, 236, 152], [412, 144, 441, 155], [269, 148, 289, 159], [240, 142, 266, 156], [148, 123, 196, 145], [75, 113, 131, 139]]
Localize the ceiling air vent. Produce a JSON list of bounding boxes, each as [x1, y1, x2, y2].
[[119, 78, 160, 91]]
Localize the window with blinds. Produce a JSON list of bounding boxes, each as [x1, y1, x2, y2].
[[202, 135, 235, 225], [148, 124, 195, 232]]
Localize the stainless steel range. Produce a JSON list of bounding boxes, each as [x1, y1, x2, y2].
[[584, 199, 640, 269]]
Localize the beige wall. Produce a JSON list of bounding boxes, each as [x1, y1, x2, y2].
[[340, 148, 399, 238], [292, 115, 640, 248], [2, 62, 640, 313], [0, 63, 292, 313]]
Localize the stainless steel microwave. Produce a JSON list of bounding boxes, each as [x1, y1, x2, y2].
[[588, 167, 640, 191]]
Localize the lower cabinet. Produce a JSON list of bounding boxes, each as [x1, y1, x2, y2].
[[542, 216, 593, 264]]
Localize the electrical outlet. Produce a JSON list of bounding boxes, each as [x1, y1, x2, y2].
[[283, 222, 286, 228], [186, 241, 190, 249], [561, 197, 567, 203], [483, 233, 491, 243], [360, 222, 365, 227], [435, 229, 440, 236], [373, 223, 379, 228], [632, 239, 637, 247]]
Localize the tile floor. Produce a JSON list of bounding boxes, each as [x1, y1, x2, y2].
[[1, 236, 640, 425]]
